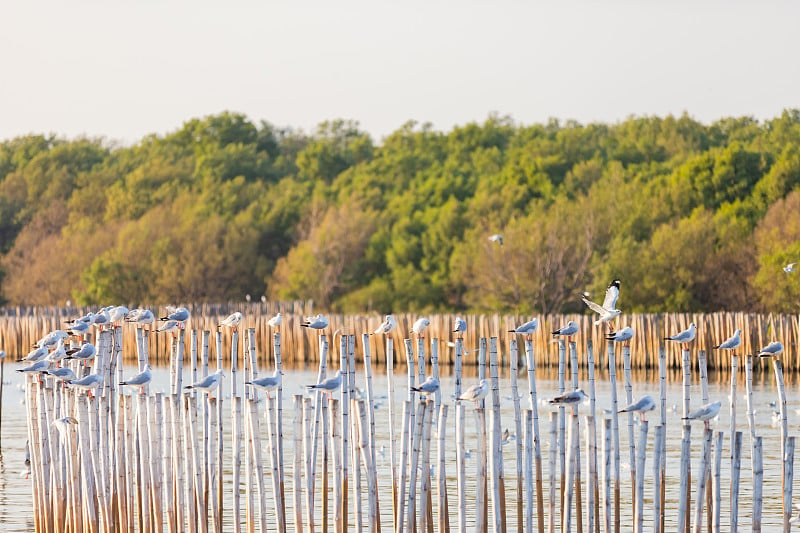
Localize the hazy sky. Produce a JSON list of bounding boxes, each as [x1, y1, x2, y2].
[[1, 1, 799, 144]]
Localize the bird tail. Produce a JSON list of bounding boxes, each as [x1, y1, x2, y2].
[[663, 337, 673, 341], [712, 344, 720, 349], [300, 324, 310, 328], [410, 386, 421, 392], [119, 381, 128, 386], [15, 369, 25, 373], [184, 385, 195, 389], [244, 381, 253, 386], [507, 330, 516, 333], [160, 316, 169, 321], [618, 408, 629, 413]]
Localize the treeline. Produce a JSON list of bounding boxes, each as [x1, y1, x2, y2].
[[0, 111, 799, 313]]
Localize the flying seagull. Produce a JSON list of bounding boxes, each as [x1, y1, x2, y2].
[[713, 329, 742, 351], [488, 234, 504, 246], [784, 262, 797, 274], [581, 279, 621, 329], [664, 323, 696, 350]]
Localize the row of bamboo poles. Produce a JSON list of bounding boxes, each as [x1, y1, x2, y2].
[[23, 316, 796, 533], [3, 305, 800, 370]]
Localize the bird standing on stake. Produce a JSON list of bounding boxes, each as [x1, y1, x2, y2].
[[581, 279, 621, 330], [548, 389, 588, 406], [161, 307, 191, 329], [453, 317, 467, 338], [552, 321, 579, 342], [307, 369, 342, 399], [713, 329, 742, 352], [619, 395, 656, 422], [246, 369, 283, 399], [411, 375, 440, 398], [218, 311, 243, 331], [119, 365, 153, 393], [757, 341, 784, 358], [606, 326, 635, 347], [683, 400, 722, 423], [455, 379, 489, 406], [664, 323, 696, 350], [268, 312, 282, 328], [185, 369, 224, 394], [301, 314, 329, 332], [412, 317, 430, 338], [371, 314, 397, 335], [509, 318, 538, 340], [45, 367, 78, 382]]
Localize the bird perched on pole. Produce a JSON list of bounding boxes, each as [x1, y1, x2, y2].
[[664, 323, 696, 351], [619, 395, 656, 422]]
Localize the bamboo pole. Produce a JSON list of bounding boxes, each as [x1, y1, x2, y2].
[[752, 436, 763, 533], [745, 354, 756, 499], [622, 344, 635, 521], [509, 339, 524, 533], [275, 332, 286, 533], [455, 338, 466, 533], [437, 404, 449, 533], [330, 399, 342, 533], [678, 348, 692, 533], [489, 337, 505, 533], [304, 397, 315, 533], [731, 432, 742, 533], [349, 335, 363, 533], [294, 395, 304, 533], [396, 400, 411, 533], [784, 436, 795, 533], [386, 337, 398, 531], [476, 406, 488, 533], [407, 401, 426, 533], [570, 340, 583, 533], [713, 431, 723, 533], [693, 427, 713, 533], [231, 330, 242, 533], [361, 334, 380, 533], [356, 400, 379, 533], [523, 338, 544, 533], [548, 412, 557, 533], [418, 401, 434, 533], [340, 334, 349, 533], [652, 425, 664, 533], [634, 420, 648, 533], [774, 357, 788, 518], [587, 340, 598, 533], [729, 354, 738, 533], [606, 342, 620, 533], [658, 347, 666, 533], [557, 339, 566, 523], [311, 334, 329, 533], [601, 418, 611, 533], [564, 412, 576, 533], [698, 350, 712, 533], [323, 383, 331, 533], [525, 410, 534, 533]]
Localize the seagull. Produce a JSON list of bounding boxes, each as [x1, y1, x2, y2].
[[619, 395, 656, 421], [606, 326, 635, 346], [411, 317, 430, 337], [371, 314, 397, 335], [45, 367, 78, 382], [18, 345, 49, 363], [552, 321, 579, 341], [713, 329, 742, 351], [218, 312, 243, 330], [51, 416, 79, 433], [92, 310, 111, 328], [664, 323, 696, 350], [126, 309, 155, 325], [509, 318, 538, 340], [301, 314, 329, 330], [683, 401, 722, 422], [456, 379, 489, 405], [156, 320, 181, 334], [46, 340, 68, 362], [0, 350, 4, 359], [757, 341, 784, 358], [161, 307, 190, 327], [120, 365, 153, 391], [548, 389, 588, 406], [65, 312, 94, 325], [411, 376, 441, 396], [502, 429, 516, 445], [185, 370, 224, 393], [67, 373, 104, 391], [108, 306, 130, 325], [35, 330, 69, 349], [65, 343, 97, 361], [453, 317, 468, 337], [307, 370, 343, 397], [268, 312, 282, 328], [784, 263, 797, 274], [17, 360, 51, 374], [245, 369, 283, 398], [488, 234, 504, 246], [261, 295, 267, 304], [66, 321, 90, 336], [581, 279, 621, 329]]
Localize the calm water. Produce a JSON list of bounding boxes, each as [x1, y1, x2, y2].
[[0, 359, 797, 532]]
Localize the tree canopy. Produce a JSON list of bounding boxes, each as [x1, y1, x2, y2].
[[1, 110, 799, 312]]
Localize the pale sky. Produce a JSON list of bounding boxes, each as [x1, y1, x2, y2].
[[1, 1, 798, 144]]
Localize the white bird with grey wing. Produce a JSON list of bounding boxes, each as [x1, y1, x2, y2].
[[412, 317, 430, 337], [301, 314, 329, 331], [45, 367, 78, 382], [453, 317, 467, 337], [456, 379, 489, 406], [683, 400, 722, 422], [508, 318, 538, 340], [268, 312, 282, 328], [372, 314, 397, 335], [619, 395, 656, 421], [757, 341, 784, 358], [120, 365, 153, 391], [35, 330, 69, 349], [307, 370, 342, 398], [411, 376, 440, 396], [581, 279, 622, 328], [65, 343, 97, 361], [606, 326, 635, 345], [664, 323, 696, 350], [185, 369, 224, 393], [552, 321, 579, 341], [67, 373, 104, 391], [17, 360, 51, 374], [548, 389, 588, 406], [18, 345, 49, 363], [246, 369, 284, 398], [713, 329, 741, 351], [218, 312, 243, 330], [488, 233, 504, 246]]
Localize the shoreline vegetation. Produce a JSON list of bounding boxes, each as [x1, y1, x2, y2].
[[1, 111, 799, 313]]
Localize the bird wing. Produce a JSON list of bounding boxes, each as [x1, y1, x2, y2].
[[602, 283, 619, 310], [581, 297, 607, 315]]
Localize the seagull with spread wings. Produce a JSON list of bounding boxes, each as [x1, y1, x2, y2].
[[581, 279, 621, 330]]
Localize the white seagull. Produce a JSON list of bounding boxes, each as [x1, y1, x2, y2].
[[456, 379, 489, 405], [268, 313, 282, 328], [18, 345, 49, 363], [372, 314, 397, 335], [67, 373, 104, 391], [245, 369, 283, 398], [65, 312, 94, 325], [156, 320, 181, 334], [17, 360, 51, 374], [713, 329, 741, 351], [92, 310, 111, 328], [683, 400, 722, 422], [45, 367, 78, 382], [548, 389, 588, 406], [552, 321, 579, 340], [784, 262, 797, 274], [664, 323, 696, 349], [51, 416, 79, 433], [606, 326, 635, 345], [161, 307, 190, 324], [411, 376, 441, 395], [120, 365, 153, 390], [619, 395, 656, 421], [581, 279, 622, 327], [488, 234, 504, 246], [185, 369, 224, 393], [218, 312, 243, 329], [757, 341, 784, 358], [453, 317, 468, 336], [307, 370, 343, 394], [509, 318, 538, 339], [46, 340, 68, 362], [65, 343, 97, 361], [66, 321, 90, 336], [35, 330, 69, 349], [301, 314, 329, 330], [108, 306, 130, 324], [411, 317, 430, 336], [126, 309, 155, 325]]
